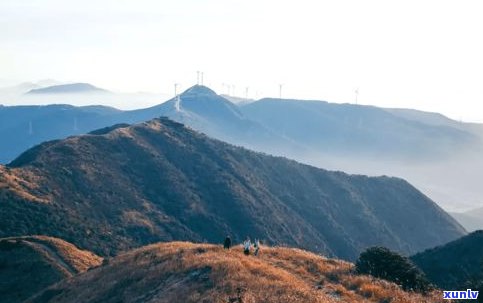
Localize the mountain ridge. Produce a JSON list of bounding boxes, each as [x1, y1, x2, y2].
[[0, 117, 465, 260]]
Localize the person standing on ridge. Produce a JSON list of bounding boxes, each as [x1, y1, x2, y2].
[[254, 239, 260, 256], [223, 235, 232, 249], [243, 237, 251, 255]]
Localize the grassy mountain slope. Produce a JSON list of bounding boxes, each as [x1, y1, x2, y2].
[[27, 242, 445, 303], [0, 118, 464, 260], [0, 236, 102, 303]]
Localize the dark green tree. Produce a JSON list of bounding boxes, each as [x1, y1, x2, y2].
[[356, 246, 431, 293]]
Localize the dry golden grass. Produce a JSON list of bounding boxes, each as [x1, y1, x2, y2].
[[30, 242, 445, 303], [0, 165, 49, 203], [30, 235, 103, 272], [0, 236, 102, 303], [1, 235, 102, 273]]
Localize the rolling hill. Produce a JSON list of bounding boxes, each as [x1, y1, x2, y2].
[[0, 117, 464, 260], [27, 242, 445, 303], [0, 236, 102, 303]]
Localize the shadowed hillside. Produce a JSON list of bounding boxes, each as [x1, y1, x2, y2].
[[0, 118, 464, 260], [27, 242, 445, 303], [0, 236, 102, 303], [411, 230, 483, 289]]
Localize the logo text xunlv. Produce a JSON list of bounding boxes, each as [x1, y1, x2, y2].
[[443, 289, 479, 300]]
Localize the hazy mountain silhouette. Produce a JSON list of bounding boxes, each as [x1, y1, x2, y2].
[[27, 242, 444, 303], [0, 236, 101, 303], [240, 98, 477, 160], [450, 207, 483, 231], [0, 104, 122, 163], [411, 230, 483, 289], [0, 118, 464, 260], [26, 83, 110, 94]]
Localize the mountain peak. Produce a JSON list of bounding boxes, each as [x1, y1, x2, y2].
[[180, 85, 217, 97]]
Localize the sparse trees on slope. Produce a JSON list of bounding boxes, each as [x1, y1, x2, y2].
[[355, 246, 431, 293]]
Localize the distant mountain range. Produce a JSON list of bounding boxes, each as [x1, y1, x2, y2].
[[0, 81, 169, 112], [411, 230, 483, 289], [240, 98, 477, 159], [0, 117, 464, 260], [1, 84, 482, 215]]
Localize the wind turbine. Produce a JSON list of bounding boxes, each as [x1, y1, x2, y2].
[[279, 84, 283, 99], [196, 71, 200, 85], [174, 83, 181, 112], [355, 88, 359, 105], [174, 83, 179, 96]]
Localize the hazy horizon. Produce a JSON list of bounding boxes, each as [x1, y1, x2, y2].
[[1, 0, 483, 122]]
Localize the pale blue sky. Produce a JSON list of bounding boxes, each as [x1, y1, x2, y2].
[[1, 0, 483, 121]]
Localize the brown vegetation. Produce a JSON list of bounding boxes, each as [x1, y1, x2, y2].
[[0, 236, 102, 303], [29, 242, 444, 303]]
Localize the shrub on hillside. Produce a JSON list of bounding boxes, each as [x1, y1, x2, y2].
[[355, 246, 431, 293]]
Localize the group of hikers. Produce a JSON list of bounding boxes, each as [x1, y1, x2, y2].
[[223, 235, 260, 256]]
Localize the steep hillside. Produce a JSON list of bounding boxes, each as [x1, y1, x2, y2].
[[0, 118, 464, 260], [0, 236, 102, 303], [411, 231, 483, 289], [27, 242, 445, 303]]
